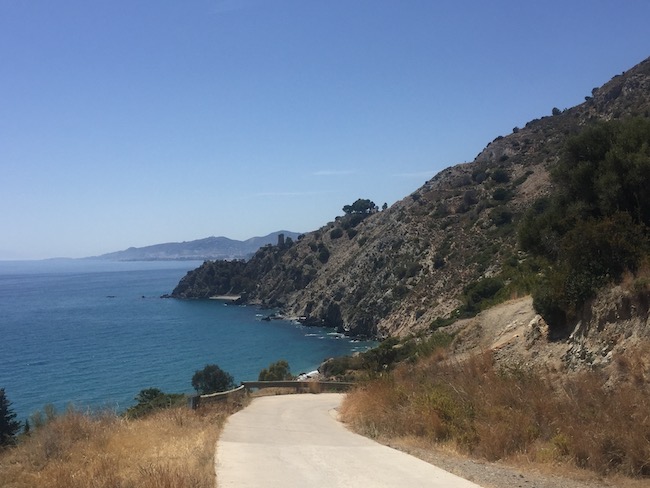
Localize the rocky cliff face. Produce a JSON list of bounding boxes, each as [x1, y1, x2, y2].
[[172, 56, 650, 339]]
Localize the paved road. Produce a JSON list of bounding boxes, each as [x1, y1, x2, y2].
[[216, 393, 482, 488]]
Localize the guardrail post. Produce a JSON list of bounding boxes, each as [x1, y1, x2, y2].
[[188, 395, 200, 410]]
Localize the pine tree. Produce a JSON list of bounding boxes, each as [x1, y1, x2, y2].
[[0, 388, 21, 447]]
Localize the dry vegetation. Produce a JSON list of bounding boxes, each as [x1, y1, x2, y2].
[[340, 342, 650, 480], [0, 401, 241, 488]]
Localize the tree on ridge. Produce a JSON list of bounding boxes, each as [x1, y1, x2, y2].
[[0, 388, 21, 447]]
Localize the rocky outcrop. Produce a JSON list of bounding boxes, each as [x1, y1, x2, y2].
[[564, 283, 650, 371]]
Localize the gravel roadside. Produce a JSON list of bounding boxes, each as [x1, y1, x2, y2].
[[382, 439, 641, 488]]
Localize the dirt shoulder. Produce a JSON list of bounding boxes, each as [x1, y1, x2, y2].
[[383, 438, 645, 488]]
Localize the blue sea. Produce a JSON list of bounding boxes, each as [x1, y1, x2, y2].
[[0, 259, 375, 421]]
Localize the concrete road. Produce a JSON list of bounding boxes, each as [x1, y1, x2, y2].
[[216, 393, 482, 488]]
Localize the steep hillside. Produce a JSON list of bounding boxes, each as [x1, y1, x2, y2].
[[172, 56, 650, 340]]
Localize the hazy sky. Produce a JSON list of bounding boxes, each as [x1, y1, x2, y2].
[[1, 1, 649, 259]]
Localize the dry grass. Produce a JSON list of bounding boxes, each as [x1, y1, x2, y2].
[[0, 401, 242, 488], [340, 343, 650, 479]]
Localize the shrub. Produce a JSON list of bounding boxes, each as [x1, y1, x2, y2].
[[191, 364, 235, 394], [318, 245, 330, 264], [472, 169, 487, 183], [392, 284, 409, 300], [340, 213, 365, 229], [463, 190, 478, 206], [490, 206, 512, 226], [520, 119, 650, 331], [319, 355, 364, 378], [433, 203, 450, 217], [330, 227, 343, 239], [258, 360, 292, 381], [491, 187, 511, 201], [126, 388, 186, 419], [491, 168, 510, 183], [463, 277, 504, 314]]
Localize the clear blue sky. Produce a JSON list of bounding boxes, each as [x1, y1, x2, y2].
[[1, 0, 649, 259]]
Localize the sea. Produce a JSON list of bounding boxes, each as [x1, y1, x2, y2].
[[0, 259, 376, 421]]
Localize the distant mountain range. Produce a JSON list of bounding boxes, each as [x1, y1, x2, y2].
[[91, 231, 302, 261]]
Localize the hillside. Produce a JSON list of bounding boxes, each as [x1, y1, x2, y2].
[[92, 231, 300, 261], [171, 56, 650, 345]]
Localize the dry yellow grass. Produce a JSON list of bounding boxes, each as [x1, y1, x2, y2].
[[0, 401, 241, 488], [340, 342, 650, 480]]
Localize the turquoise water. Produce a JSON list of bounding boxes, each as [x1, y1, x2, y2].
[[0, 260, 375, 421]]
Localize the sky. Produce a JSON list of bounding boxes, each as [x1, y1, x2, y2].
[[1, 1, 649, 260]]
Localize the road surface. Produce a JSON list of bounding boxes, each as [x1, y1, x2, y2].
[[216, 393, 482, 488]]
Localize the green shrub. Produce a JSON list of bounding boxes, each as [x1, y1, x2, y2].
[[258, 360, 292, 381], [430, 316, 457, 331], [392, 285, 409, 299], [490, 206, 513, 226], [463, 277, 504, 314], [126, 388, 186, 418], [472, 169, 487, 183], [492, 187, 511, 201], [491, 168, 510, 183], [520, 118, 650, 332], [191, 364, 235, 394], [318, 245, 330, 263]]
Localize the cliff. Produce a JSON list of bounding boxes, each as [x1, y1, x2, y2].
[[171, 56, 650, 340]]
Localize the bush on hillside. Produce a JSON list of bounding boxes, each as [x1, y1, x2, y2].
[[318, 244, 330, 264], [462, 277, 504, 315], [491, 168, 510, 183], [519, 118, 650, 332]]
